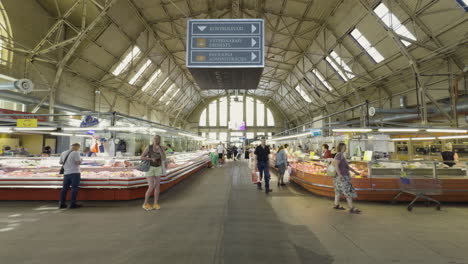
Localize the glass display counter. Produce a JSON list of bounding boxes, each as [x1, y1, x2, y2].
[[0, 152, 211, 200], [270, 152, 468, 202]]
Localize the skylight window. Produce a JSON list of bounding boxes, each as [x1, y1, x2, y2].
[[112, 46, 141, 76], [456, 0, 468, 11], [142, 69, 161, 92], [165, 88, 180, 105], [129, 59, 152, 85], [374, 3, 417, 46], [350, 28, 385, 63], [295, 85, 312, 103], [312, 69, 333, 91], [151, 77, 170, 96], [160, 83, 176, 102], [326, 51, 355, 81]]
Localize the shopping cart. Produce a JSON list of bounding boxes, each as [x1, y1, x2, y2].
[[392, 162, 442, 211]]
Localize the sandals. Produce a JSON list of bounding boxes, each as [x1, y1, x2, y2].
[[350, 207, 362, 214], [333, 205, 346, 210]]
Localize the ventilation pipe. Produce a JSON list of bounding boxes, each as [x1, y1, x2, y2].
[[0, 90, 90, 113]]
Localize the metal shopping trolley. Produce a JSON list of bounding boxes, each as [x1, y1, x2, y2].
[[392, 161, 442, 211]]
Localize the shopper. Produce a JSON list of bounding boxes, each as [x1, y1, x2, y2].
[[59, 143, 83, 209], [165, 144, 174, 155], [441, 143, 458, 167], [255, 138, 272, 194], [333, 143, 361, 214], [275, 145, 288, 186], [217, 142, 225, 166], [323, 144, 333, 159], [331, 147, 337, 158], [141, 135, 167, 211], [233, 145, 238, 161]]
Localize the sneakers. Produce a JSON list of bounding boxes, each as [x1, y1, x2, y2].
[[153, 204, 161, 210], [142, 203, 152, 211], [69, 204, 83, 209], [58, 204, 67, 209]]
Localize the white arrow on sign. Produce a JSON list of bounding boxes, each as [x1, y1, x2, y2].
[[251, 24, 257, 33], [198, 26, 207, 31], [251, 52, 257, 61], [251, 38, 257, 47]]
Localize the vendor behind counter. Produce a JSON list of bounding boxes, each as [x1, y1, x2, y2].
[[441, 143, 458, 167]]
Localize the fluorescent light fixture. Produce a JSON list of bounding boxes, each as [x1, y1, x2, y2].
[[74, 134, 93, 138], [271, 132, 310, 141], [392, 138, 410, 141], [14, 127, 56, 131], [149, 128, 167, 133], [50, 132, 74, 137], [378, 128, 420, 132], [438, 135, 468, 140], [107, 127, 166, 133], [62, 127, 101, 131], [426, 129, 468, 133], [129, 59, 152, 85], [410, 137, 436, 141], [332, 128, 373, 132], [0, 127, 13, 132], [142, 69, 161, 92]]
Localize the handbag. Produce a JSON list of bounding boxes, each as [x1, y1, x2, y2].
[[327, 164, 337, 177], [59, 151, 72, 175], [137, 160, 151, 172]]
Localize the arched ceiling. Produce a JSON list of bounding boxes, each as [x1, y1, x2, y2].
[[31, 0, 468, 126]]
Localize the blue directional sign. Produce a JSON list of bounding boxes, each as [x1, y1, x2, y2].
[[186, 19, 264, 68]]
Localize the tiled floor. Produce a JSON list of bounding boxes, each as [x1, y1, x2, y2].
[[0, 160, 467, 264]]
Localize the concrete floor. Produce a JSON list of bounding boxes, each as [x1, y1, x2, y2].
[[1, 160, 468, 264]]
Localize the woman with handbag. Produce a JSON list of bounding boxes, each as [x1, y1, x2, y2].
[[275, 145, 288, 186], [333, 143, 361, 214], [141, 135, 167, 211]]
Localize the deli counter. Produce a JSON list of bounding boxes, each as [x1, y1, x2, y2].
[[0, 152, 211, 200], [271, 153, 468, 202]]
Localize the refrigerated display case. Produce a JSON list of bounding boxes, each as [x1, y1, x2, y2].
[[271, 153, 468, 202], [0, 152, 211, 200]]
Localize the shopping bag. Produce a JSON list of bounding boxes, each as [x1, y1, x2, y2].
[[326, 164, 336, 176], [284, 168, 290, 184], [251, 170, 259, 184], [287, 165, 292, 176]]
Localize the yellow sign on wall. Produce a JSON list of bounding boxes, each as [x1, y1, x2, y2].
[[17, 119, 38, 128]]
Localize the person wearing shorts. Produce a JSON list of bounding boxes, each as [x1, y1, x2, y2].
[[141, 135, 167, 211], [217, 142, 225, 165]]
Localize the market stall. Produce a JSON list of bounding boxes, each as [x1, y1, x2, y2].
[[270, 130, 468, 202], [0, 152, 211, 200]]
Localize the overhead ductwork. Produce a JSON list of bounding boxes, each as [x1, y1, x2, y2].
[[0, 90, 91, 113], [370, 97, 468, 123]]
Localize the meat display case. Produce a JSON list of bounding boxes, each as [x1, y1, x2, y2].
[[270, 152, 468, 202], [0, 152, 211, 200]]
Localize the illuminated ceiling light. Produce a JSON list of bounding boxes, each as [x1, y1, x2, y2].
[[62, 127, 101, 131], [378, 128, 420, 132], [14, 127, 56, 131], [392, 138, 410, 141], [438, 135, 468, 140], [271, 132, 310, 141], [50, 132, 74, 137], [410, 137, 436, 141], [426, 129, 468, 133], [112, 46, 141, 76], [332, 128, 373, 132]]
